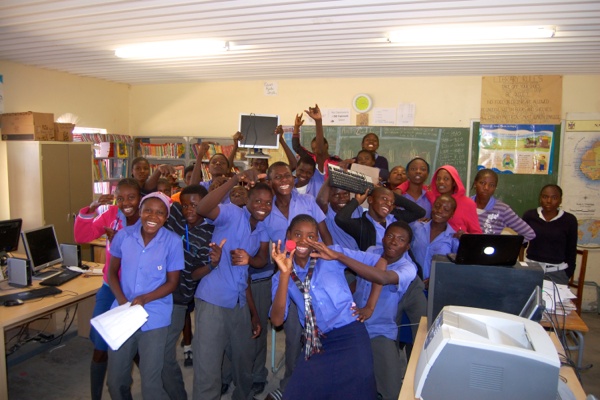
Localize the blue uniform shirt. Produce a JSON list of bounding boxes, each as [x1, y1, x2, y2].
[[365, 212, 396, 247], [410, 221, 458, 279], [110, 220, 184, 331], [261, 191, 326, 245], [196, 203, 265, 308], [271, 245, 357, 334], [295, 169, 325, 197], [403, 190, 432, 219], [353, 247, 417, 340], [325, 206, 362, 250]]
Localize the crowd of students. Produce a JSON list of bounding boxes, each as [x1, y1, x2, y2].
[[75, 104, 578, 400]]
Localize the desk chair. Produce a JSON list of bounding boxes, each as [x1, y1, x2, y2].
[[569, 249, 589, 316]]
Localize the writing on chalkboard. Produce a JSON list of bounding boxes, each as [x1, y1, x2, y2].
[[300, 125, 471, 187]]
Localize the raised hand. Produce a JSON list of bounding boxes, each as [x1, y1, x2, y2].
[[209, 239, 227, 268], [89, 194, 115, 212], [274, 125, 284, 135], [271, 240, 293, 275], [354, 189, 370, 205], [304, 104, 322, 122], [232, 131, 243, 142], [294, 113, 304, 128], [307, 239, 338, 261], [238, 169, 266, 187], [157, 164, 177, 177]]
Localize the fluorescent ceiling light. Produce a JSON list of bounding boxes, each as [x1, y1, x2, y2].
[[115, 39, 228, 59], [388, 26, 555, 45]]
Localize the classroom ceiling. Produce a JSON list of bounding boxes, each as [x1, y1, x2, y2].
[[1, 0, 599, 85]]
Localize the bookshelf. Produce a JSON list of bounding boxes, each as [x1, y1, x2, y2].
[[134, 136, 190, 186], [78, 133, 133, 195]]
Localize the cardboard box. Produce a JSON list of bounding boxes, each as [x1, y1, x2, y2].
[[54, 122, 75, 141], [1, 112, 55, 141]]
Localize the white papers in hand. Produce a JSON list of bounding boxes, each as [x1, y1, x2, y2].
[[90, 302, 148, 351]]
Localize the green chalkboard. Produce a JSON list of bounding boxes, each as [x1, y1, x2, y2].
[[299, 125, 472, 189], [469, 122, 560, 216]]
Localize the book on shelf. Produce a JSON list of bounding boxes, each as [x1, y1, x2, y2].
[[139, 142, 186, 159], [93, 159, 129, 181], [117, 142, 129, 158]]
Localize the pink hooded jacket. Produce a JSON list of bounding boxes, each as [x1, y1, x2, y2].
[[425, 165, 482, 234]]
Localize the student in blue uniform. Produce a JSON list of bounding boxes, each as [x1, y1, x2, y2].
[[350, 221, 417, 400], [106, 191, 184, 400], [410, 194, 459, 289], [316, 177, 363, 250], [192, 169, 272, 400], [270, 214, 380, 400], [162, 184, 217, 399], [260, 161, 333, 400]]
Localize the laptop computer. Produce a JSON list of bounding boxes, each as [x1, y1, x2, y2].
[[447, 234, 524, 266]]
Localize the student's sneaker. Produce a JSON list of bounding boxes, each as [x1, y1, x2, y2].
[[265, 389, 283, 400], [183, 350, 193, 367]]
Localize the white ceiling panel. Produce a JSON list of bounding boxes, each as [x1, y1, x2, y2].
[[0, 0, 599, 84]]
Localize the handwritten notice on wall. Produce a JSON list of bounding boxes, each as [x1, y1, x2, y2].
[[264, 81, 278, 96], [481, 75, 562, 124]]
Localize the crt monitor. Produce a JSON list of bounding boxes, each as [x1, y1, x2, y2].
[[0, 218, 22, 265], [21, 225, 63, 275], [238, 114, 280, 149]]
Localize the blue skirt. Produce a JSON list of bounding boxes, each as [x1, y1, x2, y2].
[[283, 321, 377, 400]]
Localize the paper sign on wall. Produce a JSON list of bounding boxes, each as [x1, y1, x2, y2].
[[264, 81, 278, 96], [372, 108, 396, 125], [481, 75, 562, 124]]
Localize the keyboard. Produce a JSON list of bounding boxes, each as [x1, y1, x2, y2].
[[328, 164, 375, 194], [0, 286, 62, 303], [40, 269, 82, 287]]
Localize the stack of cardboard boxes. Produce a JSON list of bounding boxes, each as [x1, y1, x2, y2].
[[1, 111, 75, 141]]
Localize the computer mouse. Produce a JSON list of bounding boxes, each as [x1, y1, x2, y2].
[[3, 299, 24, 307]]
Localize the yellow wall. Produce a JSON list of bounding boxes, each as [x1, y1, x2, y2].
[[0, 60, 130, 219], [2, 62, 600, 282], [130, 75, 600, 137]]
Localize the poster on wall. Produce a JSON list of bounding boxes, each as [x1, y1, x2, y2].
[[478, 124, 555, 175], [560, 114, 600, 248]]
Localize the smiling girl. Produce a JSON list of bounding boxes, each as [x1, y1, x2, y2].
[[270, 214, 381, 400], [107, 191, 184, 400], [74, 178, 141, 400], [426, 165, 482, 235]]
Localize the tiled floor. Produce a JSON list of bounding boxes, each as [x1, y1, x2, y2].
[[6, 311, 600, 399]]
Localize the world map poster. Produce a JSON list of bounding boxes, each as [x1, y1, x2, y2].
[[561, 118, 600, 247]]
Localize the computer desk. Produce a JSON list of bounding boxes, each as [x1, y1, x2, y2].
[[541, 310, 589, 369], [399, 317, 587, 400], [0, 265, 103, 399]]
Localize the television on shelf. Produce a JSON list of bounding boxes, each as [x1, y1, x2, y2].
[[238, 114, 280, 150], [21, 225, 63, 279]]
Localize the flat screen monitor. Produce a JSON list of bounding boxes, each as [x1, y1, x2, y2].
[[0, 218, 22, 253], [238, 114, 280, 149], [21, 225, 63, 275]]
